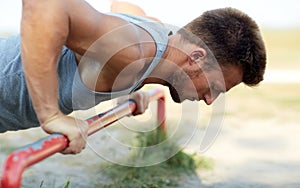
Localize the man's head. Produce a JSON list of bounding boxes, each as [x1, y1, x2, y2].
[[167, 7, 266, 104]]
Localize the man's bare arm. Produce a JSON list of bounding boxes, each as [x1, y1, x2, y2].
[[21, 0, 154, 154], [21, 0, 71, 122], [20, 0, 92, 154]]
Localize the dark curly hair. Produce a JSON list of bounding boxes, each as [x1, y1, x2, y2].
[[178, 7, 266, 86]]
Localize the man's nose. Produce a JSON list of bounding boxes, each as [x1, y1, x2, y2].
[[204, 92, 220, 105]]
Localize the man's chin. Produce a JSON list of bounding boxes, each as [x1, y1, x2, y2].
[[171, 96, 182, 103], [168, 85, 182, 103]]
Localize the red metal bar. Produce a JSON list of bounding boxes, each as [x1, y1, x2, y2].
[[1, 88, 165, 188], [147, 88, 166, 131], [157, 96, 166, 131]]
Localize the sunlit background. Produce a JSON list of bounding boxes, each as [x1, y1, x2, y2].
[[0, 0, 300, 187], [1, 0, 299, 79], [1, 0, 300, 33]]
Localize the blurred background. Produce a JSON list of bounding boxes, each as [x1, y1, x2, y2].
[[0, 0, 299, 187], [1, 0, 300, 79]]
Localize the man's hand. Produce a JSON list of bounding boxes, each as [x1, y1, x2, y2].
[[41, 112, 88, 154], [118, 91, 150, 116]]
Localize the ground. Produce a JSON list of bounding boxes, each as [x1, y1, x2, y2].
[[1, 82, 300, 188]]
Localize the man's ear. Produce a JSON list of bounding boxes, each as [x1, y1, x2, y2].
[[189, 48, 207, 64]]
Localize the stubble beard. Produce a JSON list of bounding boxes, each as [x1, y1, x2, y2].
[[168, 67, 203, 103], [168, 83, 182, 103], [167, 69, 186, 103]]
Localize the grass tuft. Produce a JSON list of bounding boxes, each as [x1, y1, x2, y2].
[[100, 128, 213, 188]]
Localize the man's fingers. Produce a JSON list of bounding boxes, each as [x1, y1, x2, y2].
[[63, 123, 87, 154], [131, 91, 150, 115], [61, 138, 86, 154]]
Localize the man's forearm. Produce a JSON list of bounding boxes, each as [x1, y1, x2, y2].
[[21, 0, 70, 123]]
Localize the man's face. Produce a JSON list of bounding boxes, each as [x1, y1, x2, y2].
[[167, 64, 243, 105]]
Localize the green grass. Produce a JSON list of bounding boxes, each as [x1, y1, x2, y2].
[[38, 179, 71, 188], [23, 128, 212, 188], [63, 179, 71, 188], [98, 129, 213, 188]]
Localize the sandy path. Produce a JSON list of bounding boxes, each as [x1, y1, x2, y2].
[[2, 119, 300, 187], [195, 119, 300, 188], [1, 84, 300, 187]]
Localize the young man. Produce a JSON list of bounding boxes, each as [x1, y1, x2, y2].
[[0, 0, 266, 154]]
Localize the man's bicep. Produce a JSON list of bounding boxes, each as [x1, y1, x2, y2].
[[21, 0, 70, 52]]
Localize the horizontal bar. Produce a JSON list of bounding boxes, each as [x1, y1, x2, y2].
[[1, 88, 165, 188]]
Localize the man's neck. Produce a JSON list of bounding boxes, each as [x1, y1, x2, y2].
[[143, 34, 186, 86]]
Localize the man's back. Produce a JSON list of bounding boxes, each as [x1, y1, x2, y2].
[[0, 12, 171, 133]]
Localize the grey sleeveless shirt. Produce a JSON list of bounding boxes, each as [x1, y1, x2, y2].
[[0, 13, 170, 132]]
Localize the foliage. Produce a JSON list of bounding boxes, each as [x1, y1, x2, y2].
[[100, 128, 213, 188]]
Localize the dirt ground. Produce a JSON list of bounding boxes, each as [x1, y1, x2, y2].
[[1, 83, 300, 188]]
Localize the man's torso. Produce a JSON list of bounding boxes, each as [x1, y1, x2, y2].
[[0, 13, 170, 132]]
